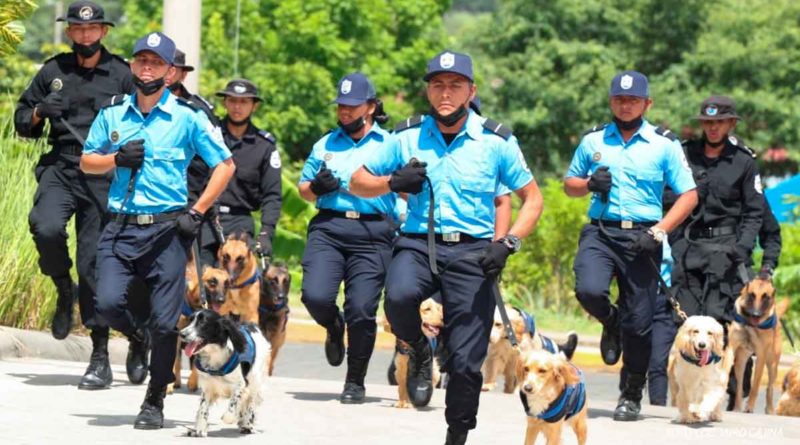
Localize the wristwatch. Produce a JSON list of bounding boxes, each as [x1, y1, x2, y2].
[[648, 227, 666, 243], [500, 234, 522, 253]]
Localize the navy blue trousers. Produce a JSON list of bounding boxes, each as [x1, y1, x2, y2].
[[94, 220, 190, 387], [300, 214, 393, 367], [574, 224, 661, 376], [385, 235, 494, 433]]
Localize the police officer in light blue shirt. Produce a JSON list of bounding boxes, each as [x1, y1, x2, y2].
[[297, 72, 395, 404], [351, 51, 544, 445], [80, 31, 234, 430], [564, 70, 697, 421]]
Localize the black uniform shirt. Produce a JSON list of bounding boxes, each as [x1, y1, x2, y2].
[[757, 198, 782, 270], [682, 137, 764, 252], [14, 47, 134, 148], [218, 118, 282, 237]]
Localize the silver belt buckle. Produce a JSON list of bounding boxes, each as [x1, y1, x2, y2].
[[621, 220, 634, 229], [219, 205, 231, 214], [136, 214, 154, 225], [345, 210, 360, 219], [442, 232, 461, 243]]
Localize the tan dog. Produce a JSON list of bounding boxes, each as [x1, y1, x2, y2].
[[729, 275, 790, 413], [667, 315, 731, 423], [383, 298, 444, 408], [777, 362, 800, 416], [258, 262, 291, 376], [170, 263, 230, 394], [218, 232, 261, 324], [517, 349, 588, 445]]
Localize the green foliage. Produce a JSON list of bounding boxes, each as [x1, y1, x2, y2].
[[0, 0, 37, 57]]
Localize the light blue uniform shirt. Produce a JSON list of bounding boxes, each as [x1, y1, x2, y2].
[[566, 120, 695, 222], [363, 111, 533, 239], [300, 124, 395, 215], [84, 90, 231, 214], [661, 240, 672, 286]]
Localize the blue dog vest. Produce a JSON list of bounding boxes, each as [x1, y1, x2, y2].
[[195, 326, 256, 377]]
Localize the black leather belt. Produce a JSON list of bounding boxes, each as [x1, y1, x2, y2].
[[591, 219, 656, 230], [690, 225, 736, 238], [110, 209, 183, 225], [402, 232, 484, 243], [218, 205, 251, 216], [318, 209, 385, 221], [55, 144, 82, 156]]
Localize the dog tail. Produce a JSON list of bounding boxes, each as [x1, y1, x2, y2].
[[777, 297, 791, 319]]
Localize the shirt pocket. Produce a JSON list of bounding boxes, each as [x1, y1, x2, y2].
[[460, 176, 495, 218], [634, 169, 664, 192], [151, 147, 187, 188]]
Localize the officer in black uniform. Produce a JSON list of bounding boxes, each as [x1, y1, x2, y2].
[[671, 96, 764, 325], [754, 199, 782, 278], [13, 1, 138, 390], [198, 79, 282, 264]]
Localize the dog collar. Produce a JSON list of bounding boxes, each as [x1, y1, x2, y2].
[[230, 269, 260, 290], [520, 365, 586, 423], [680, 350, 721, 367], [195, 326, 256, 377], [733, 311, 776, 329], [258, 298, 289, 314], [181, 299, 195, 317]]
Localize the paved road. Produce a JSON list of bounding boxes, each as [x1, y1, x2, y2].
[[2, 342, 799, 445]]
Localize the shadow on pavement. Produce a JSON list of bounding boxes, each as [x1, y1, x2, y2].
[[287, 391, 383, 404], [8, 373, 81, 386], [73, 413, 192, 429]]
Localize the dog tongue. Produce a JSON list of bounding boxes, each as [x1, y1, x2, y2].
[[698, 349, 710, 366], [184, 340, 202, 357]]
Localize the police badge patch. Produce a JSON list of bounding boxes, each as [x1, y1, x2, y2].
[[50, 78, 63, 92], [592, 152, 602, 162], [440, 52, 455, 69], [270, 151, 281, 169], [324, 153, 333, 162], [147, 33, 161, 48], [207, 123, 224, 145], [620, 75, 633, 90], [234, 85, 246, 94], [754, 174, 763, 194], [79, 6, 94, 20], [111, 130, 119, 143], [518, 150, 530, 173], [341, 79, 352, 95]]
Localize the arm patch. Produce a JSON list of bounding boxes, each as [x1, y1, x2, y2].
[[655, 126, 677, 141], [394, 115, 424, 132], [482, 118, 513, 140], [581, 123, 608, 137], [728, 135, 757, 158]]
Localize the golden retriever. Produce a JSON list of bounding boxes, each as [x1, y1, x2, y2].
[[667, 315, 731, 423], [728, 276, 790, 413], [776, 362, 800, 417], [517, 349, 588, 445]]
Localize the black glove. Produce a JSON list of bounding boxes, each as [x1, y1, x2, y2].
[[35, 93, 65, 119], [389, 159, 428, 194], [478, 241, 512, 278], [759, 265, 774, 279], [587, 166, 612, 199], [176, 208, 205, 240], [115, 139, 146, 169], [256, 232, 272, 258], [631, 230, 661, 254], [309, 163, 340, 196]]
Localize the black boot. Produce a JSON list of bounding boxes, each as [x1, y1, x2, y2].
[[51, 275, 76, 340], [614, 372, 646, 421], [79, 328, 113, 390], [134, 382, 166, 429], [126, 328, 150, 385], [600, 306, 621, 365], [324, 311, 345, 367], [444, 428, 468, 445], [558, 331, 579, 360], [341, 356, 369, 404], [406, 336, 433, 407]]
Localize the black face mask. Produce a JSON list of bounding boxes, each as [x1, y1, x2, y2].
[[133, 76, 165, 96], [430, 104, 468, 127], [703, 135, 726, 148], [338, 115, 366, 135], [228, 116, 250, 127], [167, 82, 182, 93], [73, 40, 101, 58], [613, 115, 643, 132]]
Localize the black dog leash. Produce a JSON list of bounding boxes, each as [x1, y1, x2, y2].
[[192, 240, 208, 309]]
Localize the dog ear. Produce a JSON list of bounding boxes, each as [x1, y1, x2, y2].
[[515, 353, 527, 384], [220, 316, 246, 353], [712, 326, 725, 359], [561, 361, 581, 386]]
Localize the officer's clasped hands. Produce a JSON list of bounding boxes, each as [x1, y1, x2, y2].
[[310, 162, 340, 196], [115, 139, 146, 169], [631, 229, 662, 254], [587, 166, 612, 200], [478, 240, 513, 278], [36, 92, 65, 119], [389, 159, 427, 194], [176, 208, 205, 240]]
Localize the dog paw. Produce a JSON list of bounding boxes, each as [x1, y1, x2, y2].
[[744, 407, 753, 414], [394, 400, 412, 409], [222, 412, 237, 424], [186, 427, 207, 438], [709, 412, 722, 422], [481, 383, 495, 392], [166, 383, 175, 395], [239, 427, 254, 435]]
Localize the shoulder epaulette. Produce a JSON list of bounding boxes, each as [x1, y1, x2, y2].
[[728, 135, 757, 159], [190, 94, 214, 111], [101, 94, 127, 108], [110, 53, 130, 66], [581, 123, 608, 137], [257, 130, 276, 144], [394, 115, 424, 132], [482, 118, 513, 140], [176, 96, 203, 112], [43, 52, 70, 64], [655, 126, 677, 141]]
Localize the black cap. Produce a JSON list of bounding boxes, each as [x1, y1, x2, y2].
[[695, 96, 741, 121], [173, 49, 194, 72], [216, 79, 263, 102], [57, 1, 114, 26]]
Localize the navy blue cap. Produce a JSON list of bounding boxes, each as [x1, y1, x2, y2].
[[333, 72, 376, 106], [57, 1, 114, 26], [132, 32, 176, 65], [424, 50, 474, 82], [608, 70, 649, 98]]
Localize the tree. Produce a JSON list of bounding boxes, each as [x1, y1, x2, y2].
[[0, 0, 37, 57]]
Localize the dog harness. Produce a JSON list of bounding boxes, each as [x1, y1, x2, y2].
[[733, 311, 777, 329], [195, 326, 257, 377], [516, 308, 558, 354], [519, 365, 586, 423], [181, 299, 195, 317], [679, 351, 722, 367], [229, 269, 260, 290]]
